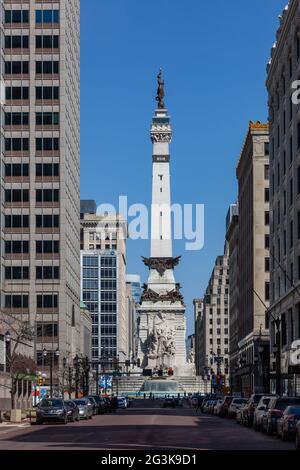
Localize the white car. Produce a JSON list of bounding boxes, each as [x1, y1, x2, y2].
[[214, 399, 223, 415], [253, 396, 275, 431], [228, 398, 248, 419]]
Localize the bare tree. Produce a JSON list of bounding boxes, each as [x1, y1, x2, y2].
[[0, 312, 36, 410]]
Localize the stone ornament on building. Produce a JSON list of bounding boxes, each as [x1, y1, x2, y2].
[[146, 312, 176, 368], [142, 256, 181, 276], [141, 284, 184, 305], [150, 132, 172, 144]]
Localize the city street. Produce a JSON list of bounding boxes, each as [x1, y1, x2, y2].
[[0, 400, 295, 451]]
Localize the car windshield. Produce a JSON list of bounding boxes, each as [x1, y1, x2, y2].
[[74, 400, 87, 406], [233, 399, 247, 404], [39, 399, 63, 408], [253, 395, 263, 403], [286, 406, 300, 414], [65, 401, 74, 407], [261, 398, 271, 405], [90, 396, 101, 403]]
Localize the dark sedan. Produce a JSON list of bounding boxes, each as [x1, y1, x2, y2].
[[163, 398, 175, 408], [36, 399, 68, 425], [277, 406, 300, 441], [262, 397, 300, 435]]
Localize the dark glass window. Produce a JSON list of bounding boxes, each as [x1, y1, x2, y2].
[[36, 214, 59, 228], [5, 10, 29, 23], [5, 215, 29, 228], [36, 138, 59, 151], [5, 61, 28, 74], [5, 189, 29, 202], [5, 112, 29, 126], [36, 240, 59, 254], [5, 36, 29, 49], [36, 35, 59, 49], [6, 87, 29, 100], [36, 163, 59, 177], [37, 294, 58, 309], [36, 112, 59, 126], [36, 10, 59, 24], [36, 61, 59, 74], [37, 323, 58, 337], [36, 266, 60, 280], [5, 163, 29, 177], [5, 266, 29, 280], [36, 189, 59, 202], [5, 295, 28, 309], [5, 138, 29, 151], [36, 87, 59, 100], [5, 240, 29, 254]]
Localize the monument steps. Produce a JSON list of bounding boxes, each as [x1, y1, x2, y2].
[[112, 375, 207, 396]]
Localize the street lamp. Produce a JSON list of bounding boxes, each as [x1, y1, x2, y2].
[[43, 348, 59, 398], [73, 354, 80, 398], [5, 331, 11, 343], [62, 357, 67, 399]]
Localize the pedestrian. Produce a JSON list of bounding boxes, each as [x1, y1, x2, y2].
[[144, 393, 146, 400], [110, 394, 118, 413], [195, 396, 202, 414]]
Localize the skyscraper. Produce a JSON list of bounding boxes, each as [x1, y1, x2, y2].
[[1, 1, 81, 382]]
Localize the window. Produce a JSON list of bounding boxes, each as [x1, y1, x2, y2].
[[265, 234, 270, 249], [37, 323, 58, 338], [5, 112, 29, 126], [5, 10, 29, 23], [5, 240, 29, 254], [283, 151, 286, 175], [265, 188, 269, 202], [5, 138, 28, 152], [5, 189, 29, 202], [36, 35, 59, 49], [291, 220, 294, 248], [36, 266, 60, 280], [290, 136, 293, 163], [6, 87, 29, 100], [36, 61, 59, 74], [265, 258, 270, 272], [5, 295, 28, 309], [5, 215, 29, 228], [265, 211, 270, 226], [36, 112, 59, 126], [298, 211, 300, 240], [281, 313, 287, 346], [36, 189, 59, 202], [37, 294, 58, 309], [284, 229, 287, 256], [5, 266, 29, 280], [5, 35, 29, 49], [36, 87, 59, 100], [36, 138, 59, 151], [264, 142, 270, 156], [5, 61, 28, 75], [36, 163, 59, 177], [36, 10, 59, 24], [5, 163, 29, 177], [264, 165, 270, 180], [36, 214, 59, 228], [291, 262, 294, 285], [36, 240, 59, 254], [265, 282, 270, 302]]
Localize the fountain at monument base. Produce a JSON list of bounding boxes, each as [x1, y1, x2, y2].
[[141, 379, 184, 397]]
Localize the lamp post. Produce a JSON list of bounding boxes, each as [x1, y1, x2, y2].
[[73, 354, 80, 398], [62, 357, 67, 399], [272, 318, 281, 396], [43, 348, 60, 398]]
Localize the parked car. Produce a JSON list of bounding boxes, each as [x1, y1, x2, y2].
[[219, 396, 233, 418], [276, 406, 300, 441], [174, 397, 183, 407], [208, 399, 216, 414], [73, 398, 93, 420], [99, 398, 109, 414], [236, 406, 244, 424], [202, 399, 213, 413], [241, 394, 265, 427], [117, 396, 127, 409], [295, 419, 300, 450], [36, 398, 68, 425], [87, 396, 99, 415], [163, 397, 175, 408], [253, 396, 275, 431], [261, 397, 300, 435], [214, 399, 223, 415], [88, 395, 104, 414], [64, 400, 80, 422], [228, 398, 248, 419]]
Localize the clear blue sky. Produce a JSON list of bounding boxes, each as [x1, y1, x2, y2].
[[80, 0, 286, 336]]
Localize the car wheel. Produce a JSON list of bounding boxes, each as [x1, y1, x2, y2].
[[36, 419, 43, 425], [89, 415, 92, 419], [63, 415, 68, 425], [282, 431, 288, 442], [266, 424, 272, 436]]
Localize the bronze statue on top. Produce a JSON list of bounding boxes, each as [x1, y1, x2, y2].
[[156, 69, 165, 109]]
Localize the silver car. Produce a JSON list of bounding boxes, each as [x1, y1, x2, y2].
[[73, 398, 93, 420], [253, 396, 276, 431]]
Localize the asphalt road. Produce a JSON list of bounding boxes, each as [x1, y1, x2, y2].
[[0, 400, 295, 451]]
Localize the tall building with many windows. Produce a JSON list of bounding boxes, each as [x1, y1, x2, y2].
[[0, 1, 81, 384], [234, 121, 270, 396], [80, 209, 128, 367], [267, 0, 300, 396], [196, 246, 230, 388]]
